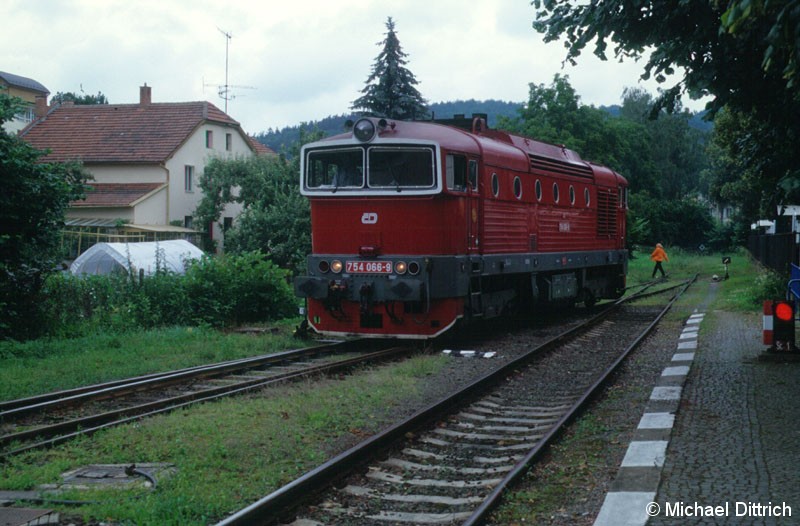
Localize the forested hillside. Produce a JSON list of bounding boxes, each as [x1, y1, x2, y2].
[[253, 99, 523, 154], [252, 99, 709, 154]]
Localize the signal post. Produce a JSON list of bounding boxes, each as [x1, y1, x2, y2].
[[763, 299, 797, 352]]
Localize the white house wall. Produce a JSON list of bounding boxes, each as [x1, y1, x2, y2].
[[86, 165, 166, 184], [165, 123, 252, 246], [133, 187, 167, 225], [67, 121, 257, 251]]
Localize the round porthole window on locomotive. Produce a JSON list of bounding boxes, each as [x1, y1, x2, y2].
[[535, 179, 542, 201], [569, 185, 575, 205], [584, 188, 590, 206], [514, 176, 522, 199], [553, 183, 560, 203], [492, 173, 499, 197]]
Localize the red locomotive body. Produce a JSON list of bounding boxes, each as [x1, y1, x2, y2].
[[295, 116, 628, 338]]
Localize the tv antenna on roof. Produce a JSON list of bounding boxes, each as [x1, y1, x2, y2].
[[206, 27, 255, 114]]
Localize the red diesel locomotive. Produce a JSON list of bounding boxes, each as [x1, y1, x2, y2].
[[294, 115, 628, 339]]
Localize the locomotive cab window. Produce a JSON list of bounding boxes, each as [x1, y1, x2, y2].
[[368, 147, 434, 189], [306, 149, 363, 189], [468, 160, 478, 190], [446, 154, 468, 191]]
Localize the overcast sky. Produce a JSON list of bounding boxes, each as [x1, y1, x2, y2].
[[3, 0, 706, 134]]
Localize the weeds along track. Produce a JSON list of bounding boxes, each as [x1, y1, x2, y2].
[[216, 278, 695, 526], [0, 340, 416, 459]]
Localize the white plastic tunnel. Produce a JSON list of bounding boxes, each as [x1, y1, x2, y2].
[[69, 240, 205, 276]]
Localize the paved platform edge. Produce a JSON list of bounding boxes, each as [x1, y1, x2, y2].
[[592, 311, 704, 526]]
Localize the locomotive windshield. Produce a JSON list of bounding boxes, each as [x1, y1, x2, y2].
[[304, 146, 435, 193], [306, 148, 364, 189]]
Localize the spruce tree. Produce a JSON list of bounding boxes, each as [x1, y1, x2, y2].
[[351, 17, 429, 120]]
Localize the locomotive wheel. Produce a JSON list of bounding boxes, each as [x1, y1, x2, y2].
[[582, 288, 597, 308]]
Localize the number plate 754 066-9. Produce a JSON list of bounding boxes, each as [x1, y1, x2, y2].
[[345, 261, 393, 274]]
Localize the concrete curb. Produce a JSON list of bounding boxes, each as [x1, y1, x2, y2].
[[592, 311, 704, 526]]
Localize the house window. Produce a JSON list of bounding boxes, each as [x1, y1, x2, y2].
[[206, 130, 213, 148], [226, 133, 232, 151], [223, 217, 233, 231], [184, 165, 194, 192], [184, 216, 193, 229]]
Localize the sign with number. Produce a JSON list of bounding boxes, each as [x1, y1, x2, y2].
[[346, 261, 393, 274]]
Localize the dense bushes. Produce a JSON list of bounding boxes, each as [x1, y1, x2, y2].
[[40, 251, 297, 338]]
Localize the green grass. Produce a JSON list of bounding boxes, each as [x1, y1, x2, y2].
[[0, 319, 304, 402], [626, 246, 784, 312], [0, 355, 448, 525], [0, 245, 788, 525]]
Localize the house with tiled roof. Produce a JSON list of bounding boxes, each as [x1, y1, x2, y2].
[[0, 71, 49, 134], [21, 85, 275, 254]]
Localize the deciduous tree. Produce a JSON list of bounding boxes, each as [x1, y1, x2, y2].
[[531, 0, 800, 216], [194, 129, 322, 273], [0, 94, 89, 340], [51, 90, 108, 105]]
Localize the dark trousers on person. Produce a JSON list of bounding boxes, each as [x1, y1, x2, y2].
[[652, 261, 665, 278]]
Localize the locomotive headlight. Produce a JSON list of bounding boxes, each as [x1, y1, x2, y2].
[[353, 118, 376, 142], [395, 261, 407, 275], [318, 260, 330, 273], [330, 260, 343, 273], [407, 261, 421, 275]]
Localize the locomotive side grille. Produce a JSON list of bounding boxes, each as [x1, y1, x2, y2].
[[597, 191, 618, 238], [483, 202, 529, 253], [529, 154, 593, 179]]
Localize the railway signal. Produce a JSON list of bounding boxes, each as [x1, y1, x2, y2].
[[763, 299, 797, 352]]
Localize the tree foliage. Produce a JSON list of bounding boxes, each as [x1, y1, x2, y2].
[[51, 91, 109, 105], [531, 0, 800, 216], [194, 129, 322, 273], [351, 17, 429, 119], [531, 0, 799, 115], [500, 75, 712, 248], [0, 94, 90, 340]]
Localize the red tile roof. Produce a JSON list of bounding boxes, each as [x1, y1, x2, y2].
[[21, 101, 245, 163], [248, 135, 276, 156], [73, 182, 166, 207]]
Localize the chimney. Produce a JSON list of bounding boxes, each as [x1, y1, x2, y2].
[[34, 95, 48, 118], [140, 84, 152, 105]]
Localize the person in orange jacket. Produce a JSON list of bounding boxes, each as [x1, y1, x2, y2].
[[650, 243, 668, 278]]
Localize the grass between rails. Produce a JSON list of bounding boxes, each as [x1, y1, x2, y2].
[[0, 354, 448, 525], [0, 319, 304, 402]]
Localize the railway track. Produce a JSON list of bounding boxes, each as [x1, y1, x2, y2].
[[215, 278, 695, 526], [0, 340, 415, 459]]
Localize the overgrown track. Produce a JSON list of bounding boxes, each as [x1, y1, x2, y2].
[[0, 340, 416, 459], [215, 278, 695, 526]]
